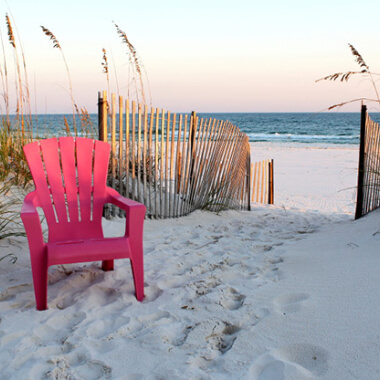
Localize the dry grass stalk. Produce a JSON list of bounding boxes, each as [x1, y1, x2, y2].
[[41, 25, 77, 131], [326, 98, 379, 111], [101, 48, 110, 96], [6, 14, 25, 133], [349, 43, 369, 70], [114, 22, 141, 75], [63, 116, 71, 135], [40, 26, 61, 48], [7, 10, 33, 129], [0, 23, 10, 126], [74, 104, 94, 137], [113, 22, 147, 105], [0, 13, 33, 188], [317, 43, 380, 109], [5, 14, 15, 48], [101, 48, 109, 74]]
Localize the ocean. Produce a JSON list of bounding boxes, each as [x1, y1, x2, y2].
[[28, 112, 380, 146], [200, 112, 380, 146]]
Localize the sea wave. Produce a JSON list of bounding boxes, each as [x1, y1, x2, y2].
[[247, 132, 360, 144]]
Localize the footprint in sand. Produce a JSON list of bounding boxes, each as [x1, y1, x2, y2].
[[0, 283, 32, 302], [274, 293, 309, 315], [55, 293, 76, 310], [219, 287, 245, 310], [0, 283, 35, 310], [249, 353, 314, 380], [189, 277, 221, 297], [47, 356, 112, 380], [249, 344, 329, 380], [76, 359, 112, 379], [185, 319, 241, 359], [207, 323, 240, 354], [46, 357, 75, 380], [34, 311, 86, 344]]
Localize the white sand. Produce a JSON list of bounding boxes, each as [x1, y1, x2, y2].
[[1, 142, 379, 379]]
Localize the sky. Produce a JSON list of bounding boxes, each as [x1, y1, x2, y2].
[[1, 0, 380, 113]]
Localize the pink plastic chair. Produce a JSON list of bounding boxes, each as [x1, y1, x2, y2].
[[21, 136, 146, 310]]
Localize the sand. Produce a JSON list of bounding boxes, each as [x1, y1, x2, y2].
[[1, 142, 379, 380]]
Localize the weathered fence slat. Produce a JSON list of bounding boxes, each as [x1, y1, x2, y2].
[[174, 114, 183, 216], [148, 107, 154, 214], [143, 105, 148, 208], [169, 113, 176, 218], [118, 96, 124, 217], [111, 93, 117, 217], [125, 99, 130, 206]]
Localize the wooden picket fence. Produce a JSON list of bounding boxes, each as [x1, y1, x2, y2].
[[251, 159, 274, 204], [98, 92, 252, 218], [355, 105, 380, 219]]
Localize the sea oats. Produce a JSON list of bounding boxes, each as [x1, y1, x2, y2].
[[40, 25, 77, 132], [316, 43, 380, 109], [5, 14, 15, 48]]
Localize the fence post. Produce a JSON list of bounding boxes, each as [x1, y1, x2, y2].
[[247, 152, 251, 210], [98, 91, 108, 142], [98, 91, 110, 217], [189, 111, 197, 183], [98, 92, 103, 140], [268, 159, 274, 204], [355, 104, 367, 220]]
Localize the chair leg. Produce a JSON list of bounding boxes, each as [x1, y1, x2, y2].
[[130, 253, 144, 301], [102, 260, 114, 271], [31, 260, 48, 311]]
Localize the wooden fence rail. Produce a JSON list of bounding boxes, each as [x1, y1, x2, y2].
[[98, 92, 252, 218], [355, 105, 380, 219]]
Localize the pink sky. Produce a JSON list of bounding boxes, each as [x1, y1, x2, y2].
[[2, 0, 380, 113]]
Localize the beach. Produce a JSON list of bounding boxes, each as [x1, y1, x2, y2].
[[1, 142, 379, 380]]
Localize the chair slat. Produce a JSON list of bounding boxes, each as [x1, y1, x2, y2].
[[40, 139, 68, 223], [93, 140, 110, 221], [76, 137, 95, 221], [23, 141, 57, 224], [58, 137, 79, 223]]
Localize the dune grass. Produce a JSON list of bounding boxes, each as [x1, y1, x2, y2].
[[316, 43, 380, 110], [0, 15, 33, 260], [0, 16, 151, 262]]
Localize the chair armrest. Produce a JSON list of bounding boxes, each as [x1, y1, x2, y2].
[[105, 187, 146, 237], [21, 191, 45, 249], [105, 187, 146, 211]]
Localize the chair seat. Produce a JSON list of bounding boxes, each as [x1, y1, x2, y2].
[[47, 237, 131, 266]]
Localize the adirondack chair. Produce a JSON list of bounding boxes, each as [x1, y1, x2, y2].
[[21, 136, 146, 310]]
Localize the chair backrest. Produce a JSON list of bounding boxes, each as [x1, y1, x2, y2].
[[23, 137, 111, 242]]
